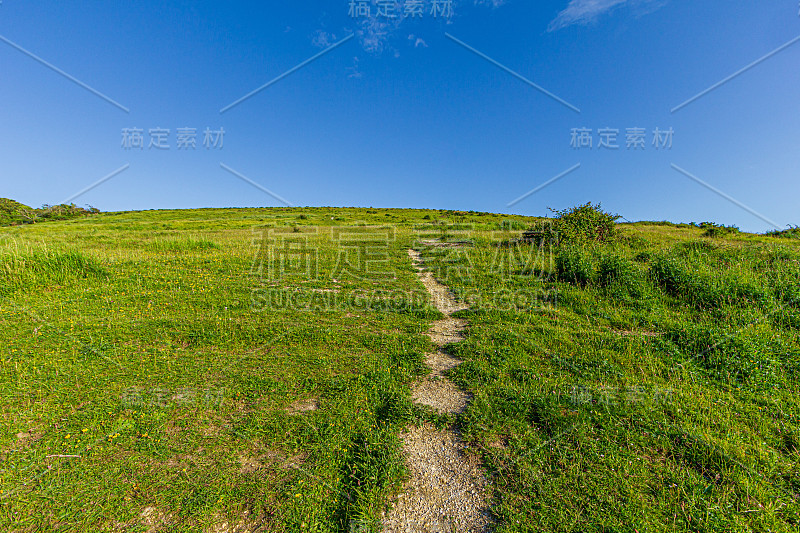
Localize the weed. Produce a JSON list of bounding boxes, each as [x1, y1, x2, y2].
[[555, 247, 594, 286]]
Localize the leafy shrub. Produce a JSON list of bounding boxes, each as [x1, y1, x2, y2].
[[548, 203, 620, 245], [556, 247, 594, 286], [766, 225, 800, 239], [597, 254, 637, 286], [697, 222, 740, 238], [650, 255, 724, 308], [0, 198, 38, 225]]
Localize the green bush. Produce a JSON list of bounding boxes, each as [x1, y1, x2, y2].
[[766, 225, 800, 239], [0, 198, 38, 226], [697, 222, 740, 238], [549, 203, 620, 245], [556, 247, 594, 286], [650, 255, 722, 308]]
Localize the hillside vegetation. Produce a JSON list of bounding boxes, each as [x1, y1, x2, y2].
[[0, 198, 99, 227], [0, 206, 797, 532]]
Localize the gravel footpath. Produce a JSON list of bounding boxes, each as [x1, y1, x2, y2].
[[381, 249, 492, 532]]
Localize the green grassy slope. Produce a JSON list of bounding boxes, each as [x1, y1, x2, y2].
[[0, 207, 797, 532]]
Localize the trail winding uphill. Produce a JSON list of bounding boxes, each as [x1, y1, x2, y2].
[[382, 248, 493, 533]]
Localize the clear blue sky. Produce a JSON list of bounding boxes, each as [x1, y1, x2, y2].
[[1, 1, 797, 232]]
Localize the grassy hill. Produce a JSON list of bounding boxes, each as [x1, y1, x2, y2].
[[0, 207, 798, 532]]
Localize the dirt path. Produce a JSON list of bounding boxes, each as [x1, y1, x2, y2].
[[381, 249, 492, 532]]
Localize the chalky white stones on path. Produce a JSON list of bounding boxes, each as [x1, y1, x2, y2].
[[381, 249, 492, 533]]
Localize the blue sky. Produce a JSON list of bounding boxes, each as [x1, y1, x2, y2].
[[0, 1, 797, 232]]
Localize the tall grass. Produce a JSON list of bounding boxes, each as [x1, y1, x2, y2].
[[0, 248, 106, 295], [147, 237, 220, 252]]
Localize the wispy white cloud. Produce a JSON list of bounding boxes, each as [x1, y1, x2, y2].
[[346, 56, 363, 79], [473, 0, 508, 7], [356, 13, 403, 54], [313, 0, 511, 75], [548, 0, 667, 31], [409, 34, 429, 48], [343, 1, 509, 54], [312, 30, 338, 48]]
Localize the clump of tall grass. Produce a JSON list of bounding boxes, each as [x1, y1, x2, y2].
[[0, 248, 106, 295], [597, 253, 651, 300], [649, 253, 769, 310], [555, 247, 594, 286], [147, 237, 219, 252], [496, 219, 528, 231], [664, 321, 786, 390]]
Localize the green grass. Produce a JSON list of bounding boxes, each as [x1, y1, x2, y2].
[[0, 208, 798, 532], [423, 225, 800, 532]]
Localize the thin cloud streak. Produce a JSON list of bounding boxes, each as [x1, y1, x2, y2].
[[548, 0, 666, 31]]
